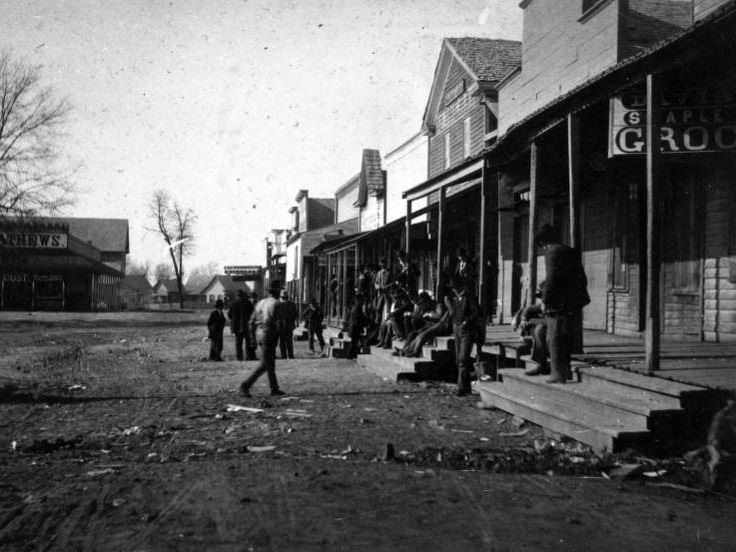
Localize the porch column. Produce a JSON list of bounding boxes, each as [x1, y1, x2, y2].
[[478, 158, 492, 315], [405, 199, 412, 257], [527, 141, 539, 303], [341, 249, 348, 321], [436, 186, 447, 299], [568, 113, 584, 353], [645, 72, 662, 373], [326, 253, 332, 321]]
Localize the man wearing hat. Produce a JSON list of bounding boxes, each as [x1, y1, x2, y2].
[[344, 293, 369, 359], [207, 299, 227, 362], [240, 281, 285, 397], [227, 289, 254, 361], [450, 277, 482, 396], [535, 224, 590, 384], [277, 291, 298, 359]]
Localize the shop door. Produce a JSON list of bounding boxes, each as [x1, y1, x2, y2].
[[511, 214, 528, 314], [2, 276, 32, 310], [581, 196, 609, 330], [662, 167, 704, 339]]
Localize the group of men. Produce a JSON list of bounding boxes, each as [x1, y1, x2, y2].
[[211, 222, 588, 398], [206, 288, 300, 363]]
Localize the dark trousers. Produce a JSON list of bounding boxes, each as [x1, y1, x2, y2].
[[278, 330, 294, 359], [242, 329, 279, 392], [546, 314, 573, 381], [529, 321, 549, 372], [235, 332, 245, 360], [454, 325, 474, 393], [404, 321, 443, 357], [347, 330, 363, 359], [209, 333, 223, 361], [308, 327, 325, 351]]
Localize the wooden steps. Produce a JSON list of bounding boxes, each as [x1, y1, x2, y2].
[[476, 364, 713, 452]]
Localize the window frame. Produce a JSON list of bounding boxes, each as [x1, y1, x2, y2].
[[463, 117, 471, 158]]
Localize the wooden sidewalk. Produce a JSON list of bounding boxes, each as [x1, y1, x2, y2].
[[484, 325, 736, 393]]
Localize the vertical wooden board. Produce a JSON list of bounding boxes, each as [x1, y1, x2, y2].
[[581, 192, 609, 330]]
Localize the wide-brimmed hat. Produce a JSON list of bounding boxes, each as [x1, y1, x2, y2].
[[215, 299, 224, 308], [534, 224, 559, 245]]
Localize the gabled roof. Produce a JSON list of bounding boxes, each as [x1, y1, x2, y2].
[[445, 38, 522, 82], [423, 37, 521, 132], [154, 279, 179, 293], [122, 274, 153, 292], [57, 217, 130, 253], [200, 275, 252, 296]]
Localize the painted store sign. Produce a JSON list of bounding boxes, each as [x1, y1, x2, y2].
[[609, 87, 736, 156], [0, 232, 68, 249]]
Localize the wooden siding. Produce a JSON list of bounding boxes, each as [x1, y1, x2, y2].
[[359, 194, 383, 232], [335, 187, 360, 224], [499, 0, 621, 135], [703, 169, 736, 340], [694, 0, 731, 19], [428, 57, 488, 179]]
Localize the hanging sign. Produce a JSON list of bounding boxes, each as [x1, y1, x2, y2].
[[0, 232, 68, 249], [609, 87, 736, 156]]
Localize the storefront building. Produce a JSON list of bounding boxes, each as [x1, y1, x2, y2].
[[0, 217, 129, 311]]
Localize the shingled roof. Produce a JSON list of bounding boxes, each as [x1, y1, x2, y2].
[[58, 217, 130, 253], [445, 38, 521, 82]]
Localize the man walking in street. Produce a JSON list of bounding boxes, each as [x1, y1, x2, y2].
[[207, 299, 226, 362], [277, 291, 298, 360], [240, 282, 285, 397], [450, 278, 481, 396], [227, 289, 254, 361], [535, 224, 590, 384]]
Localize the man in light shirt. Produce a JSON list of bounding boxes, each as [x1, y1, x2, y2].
[[240, 282, 286, 397]]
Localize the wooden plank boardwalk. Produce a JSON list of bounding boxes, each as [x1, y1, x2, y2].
[[484, 325, 736, 393]]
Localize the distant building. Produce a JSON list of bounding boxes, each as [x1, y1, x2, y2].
[[121, 274, 153, 309], [0, 216, 129, 311], [200, 274, 252, 305]]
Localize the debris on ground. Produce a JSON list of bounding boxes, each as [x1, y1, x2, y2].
[[511, 416, 526, 428], [499, 429, 530, 438], [247, 445, 277, 453], [226, 404, 265, 413]]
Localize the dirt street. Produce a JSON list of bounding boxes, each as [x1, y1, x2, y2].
[[1, 311, 735, 551]]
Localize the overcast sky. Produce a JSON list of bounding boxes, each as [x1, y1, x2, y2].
[[1, 0, 522, 273]]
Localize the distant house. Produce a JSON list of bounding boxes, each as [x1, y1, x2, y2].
[[120, 274, 153, 309], [152, 278, 203, 305], [200, 275, 252, 305]]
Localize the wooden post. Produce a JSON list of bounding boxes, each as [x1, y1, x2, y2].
[[341, 249, 348, 321], [568, 113, 584, 353], [645, 72, 662, 373], [479, 158, 491, 314], [527, 142, 539, 303], [326, 253, 332, 322], [405, 199, 412, 257], [436, 186, 447, 299]]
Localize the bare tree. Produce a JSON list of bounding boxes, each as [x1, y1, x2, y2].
[[186, 261, 219, 292], [153, 262, 173, 283], [149, 189, 196, 308], [0, 50, 76, 216], [126, 256, 151, 278]]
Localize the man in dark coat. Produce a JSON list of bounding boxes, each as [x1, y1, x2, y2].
[[535, 224, 590, 384], [207, 299, 227, 361], [450, 278, 482, 396], [227, 289, 254, 361], [276, 291, 298, 359], [344, 293, 369, 359], [304, 297, 325, 354]]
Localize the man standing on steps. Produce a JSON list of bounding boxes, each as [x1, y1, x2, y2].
[[535, 224, 590, 384], [450, 278, 481, 397], [240, 282, 285, 397]]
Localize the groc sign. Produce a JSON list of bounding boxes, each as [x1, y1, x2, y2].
[[609, 87, 736, 156]]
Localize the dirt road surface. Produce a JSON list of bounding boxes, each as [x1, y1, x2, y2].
[[1, 311, 735, 551]]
